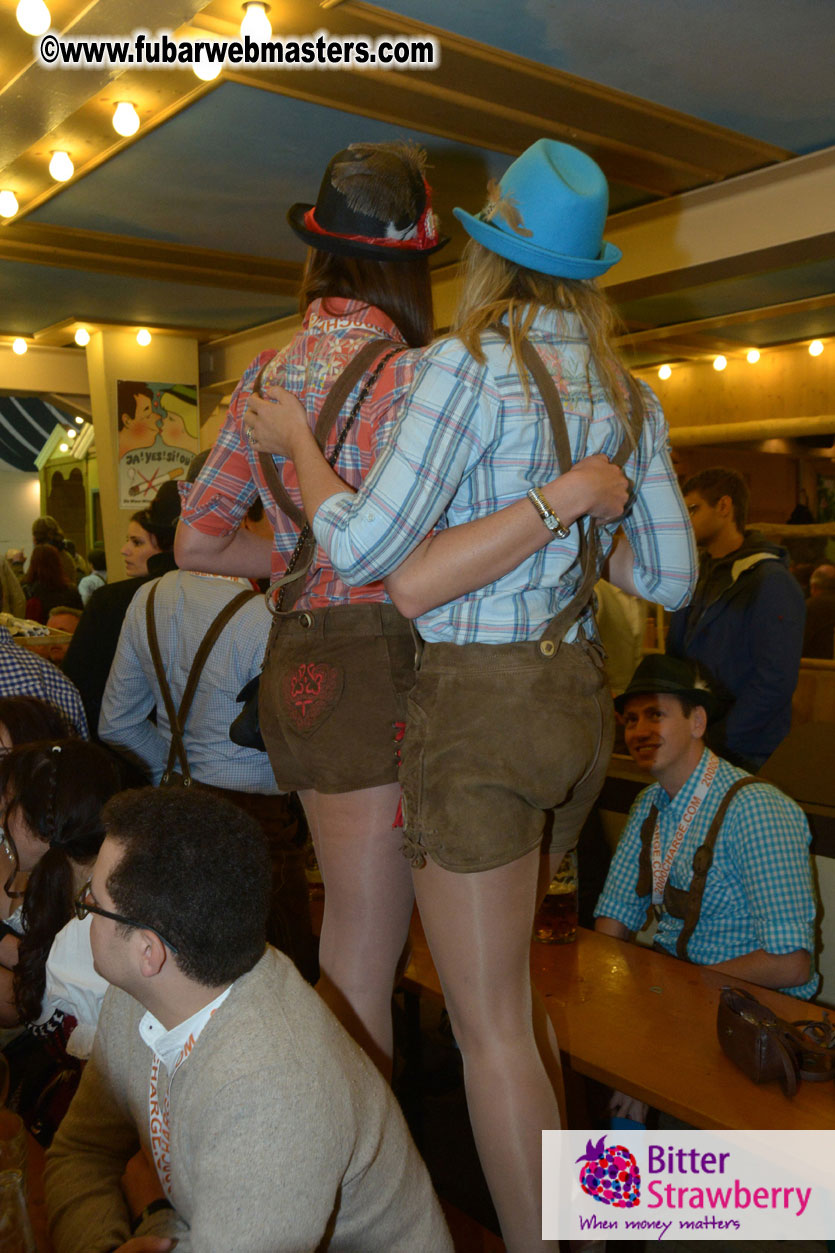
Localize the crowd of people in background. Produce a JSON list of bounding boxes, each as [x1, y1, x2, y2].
[[0, 138, 830, 1253]]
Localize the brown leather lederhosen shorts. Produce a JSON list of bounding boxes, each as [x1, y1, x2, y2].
[[398, 633, 614, 873], [259, 602, 415, 794]]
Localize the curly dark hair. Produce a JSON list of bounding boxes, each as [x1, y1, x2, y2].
[[101, 788, 270, 987], [2, 741, 122, 1024]]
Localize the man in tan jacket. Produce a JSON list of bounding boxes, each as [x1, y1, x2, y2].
[[46, 787, 452, 1253]]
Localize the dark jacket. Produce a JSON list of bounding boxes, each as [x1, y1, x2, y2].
[[667, 532, 805, 769], [62, 550, 177, 734], [23, 580, 83, 623]]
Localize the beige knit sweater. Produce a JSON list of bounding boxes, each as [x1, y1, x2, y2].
[[46, 948, 452, 1252]]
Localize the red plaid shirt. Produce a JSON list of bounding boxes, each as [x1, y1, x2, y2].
[[181, 300, 421, 608]]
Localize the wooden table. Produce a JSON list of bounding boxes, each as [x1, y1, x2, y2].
[[400, 919, 835, 1131]]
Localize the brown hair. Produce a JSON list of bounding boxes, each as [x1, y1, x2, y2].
[[24, 543, 70, 590], [298, 248, 434, 348], [453, 239, 638, 443], [682, 466, 749, 532]]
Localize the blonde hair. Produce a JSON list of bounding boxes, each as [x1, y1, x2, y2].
[[453, 239, 640, 444]]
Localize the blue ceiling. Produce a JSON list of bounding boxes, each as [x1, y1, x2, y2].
[[372, 0, 835, 153], [27, 86, 511, 257]]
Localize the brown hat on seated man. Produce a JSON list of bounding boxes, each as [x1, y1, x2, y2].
[[45, 787, 453, 1253], [595, 653, 818, 1000]]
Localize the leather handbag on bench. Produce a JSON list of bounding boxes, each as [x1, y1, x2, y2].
[[716, 986, 835, 1098]]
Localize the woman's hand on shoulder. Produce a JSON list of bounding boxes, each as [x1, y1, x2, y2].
[[244, 388, 310, 459]]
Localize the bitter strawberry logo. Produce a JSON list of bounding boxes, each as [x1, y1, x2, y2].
[[576, 1136, 641, 1208]]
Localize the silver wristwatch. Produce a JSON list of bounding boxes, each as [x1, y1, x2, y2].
[[526, 487, 570, 539]]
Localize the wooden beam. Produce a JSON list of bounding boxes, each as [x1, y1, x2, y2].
[[212, 0, 789, 198], [0, 222, 302, 293]]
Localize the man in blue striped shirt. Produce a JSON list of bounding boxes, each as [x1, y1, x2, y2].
[[595, 654, 817, 1000]]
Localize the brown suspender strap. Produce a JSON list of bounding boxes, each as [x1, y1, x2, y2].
[[251, 338, 401, 611], [634, 775, 760, 959], [254, 338, 395, 530], [492, 325, 645, 648], [146, 581, 259, 784], [670, 775, 760, 960], [636, 805, 658, 899]]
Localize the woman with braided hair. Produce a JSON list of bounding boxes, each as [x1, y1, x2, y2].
[[0, 740, 121, 1053]]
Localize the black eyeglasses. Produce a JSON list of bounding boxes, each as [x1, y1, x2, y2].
[[74, 880, 179, 954]]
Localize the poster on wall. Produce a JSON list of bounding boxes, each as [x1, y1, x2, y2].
[[117, 380, 199, 509]]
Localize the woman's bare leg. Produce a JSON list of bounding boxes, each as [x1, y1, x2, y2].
[[412, 846, 561, 1253], [300, 783, 413, 1079]]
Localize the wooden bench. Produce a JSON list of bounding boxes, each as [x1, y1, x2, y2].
[[400, 919, 835, 1131]]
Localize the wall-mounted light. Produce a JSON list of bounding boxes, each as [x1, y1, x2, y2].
[[49, 151, 74, 182], [240, 2, 272, 39], [193, 46, 224, 80], [59, 442, 69, 452], [657, 364, 672, 380], [713, 355, 727, 372], [746, 349, 760, 364], [809, 340, 824, 357], [112, 102, 140, 137], [136, 329, 152, 347], [12, 338, 28, 355], [16, 0, 51, 36], [74, 415, 84, 424], [67, 428, 77, 438], [74, 328, 91, 347], [0, 190, 19, 219]]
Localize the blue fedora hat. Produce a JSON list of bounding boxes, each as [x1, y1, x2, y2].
[[453, 139, 621, 280]]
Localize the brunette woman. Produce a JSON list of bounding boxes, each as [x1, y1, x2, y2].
[[177, 142, 446, 1076], [63, 482, 180, 733], [0, 741, 121, 1049]]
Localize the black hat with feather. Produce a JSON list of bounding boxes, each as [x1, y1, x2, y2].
[[287, 141, 448, 262]]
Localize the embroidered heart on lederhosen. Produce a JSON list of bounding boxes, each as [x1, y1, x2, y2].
[[281, 662, 344, 736]]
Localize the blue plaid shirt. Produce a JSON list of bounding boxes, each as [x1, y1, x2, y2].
[[0, 625, 88, 736], [314, 310, 697, 643], [594, 748, 819, 998]]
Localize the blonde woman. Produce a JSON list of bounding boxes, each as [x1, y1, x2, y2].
[[250, 139, 696, 1252]]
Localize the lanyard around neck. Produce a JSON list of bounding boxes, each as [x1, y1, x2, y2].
[[650, 751, 720, 906]]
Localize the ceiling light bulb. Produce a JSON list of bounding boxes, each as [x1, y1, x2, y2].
[[240, 2, 272, 40], [746, 349, 760, 364], [136, 329, 152, 347], [75, 415, 84, 424], [74, 328, 91, 346], [112, 102, 140, 137], [657, 364, 672, 380], [59, 442, 69, 452], [12, 338, 28, 355], [49, 151, 74, 182], [16, 0, 51, 36], [67, 428, 76, 438], [193, 47, 223, 80], [809, 339, 824, 357], [0, 190, 19, 219], [713, 355, 727, 372]]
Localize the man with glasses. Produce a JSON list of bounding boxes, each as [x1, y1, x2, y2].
[[45, 787, 452, 1253]]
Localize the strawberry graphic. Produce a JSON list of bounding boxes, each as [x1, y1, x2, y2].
[[576, 1136, 641, 1208]]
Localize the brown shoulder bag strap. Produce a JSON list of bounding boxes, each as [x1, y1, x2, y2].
[[671, 775, 761, 960], [146, 582, 259, 784]]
